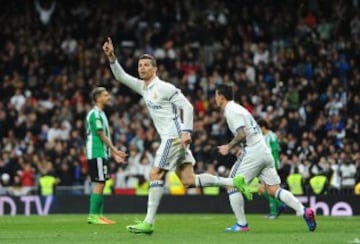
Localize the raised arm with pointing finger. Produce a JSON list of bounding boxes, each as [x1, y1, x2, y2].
[[103, 37, 193, 141], [103, 37, 144, 95]]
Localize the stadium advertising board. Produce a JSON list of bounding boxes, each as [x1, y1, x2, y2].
[[0, 195, 359, 216]]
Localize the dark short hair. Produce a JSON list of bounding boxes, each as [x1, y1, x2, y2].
[[216, 84, 233, 101], [257, 119, 269, 129], [91, 87, 107, 102], [139, 54, 157, 67]]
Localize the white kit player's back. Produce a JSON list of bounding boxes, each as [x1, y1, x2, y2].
[[224, 101, 263, 147]]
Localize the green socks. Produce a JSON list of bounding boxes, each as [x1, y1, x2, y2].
[[89, 193, 104, 215], [263, 191, 283, 216]]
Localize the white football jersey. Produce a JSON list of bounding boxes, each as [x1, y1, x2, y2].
[[110, 60, 193, 139], [224, 100, 263, 146]]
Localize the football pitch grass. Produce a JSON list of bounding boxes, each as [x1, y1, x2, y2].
[[0, 214, 359, 244]]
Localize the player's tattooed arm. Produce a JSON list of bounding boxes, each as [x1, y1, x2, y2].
[[227, 127, 246, 149]]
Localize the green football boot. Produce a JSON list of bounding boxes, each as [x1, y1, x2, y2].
[[233, 175, 253, 200], [87, 215, 110, 224], [126, 221, 154, 234]]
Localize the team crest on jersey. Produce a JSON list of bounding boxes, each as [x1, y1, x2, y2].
[[96, 120, 102, 128], [153, 91, 158, 100]]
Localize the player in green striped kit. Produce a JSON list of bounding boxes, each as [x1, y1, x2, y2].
[[86, 87, 127, 224], [258, 119, 286, 219]]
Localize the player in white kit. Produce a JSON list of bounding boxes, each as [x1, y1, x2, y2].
[[102, 38, 248, 234], [215, 84, 317, 232]]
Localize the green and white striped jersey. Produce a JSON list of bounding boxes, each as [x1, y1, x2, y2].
[[263, 130, 280, 169], [85, 106, 111, 159]]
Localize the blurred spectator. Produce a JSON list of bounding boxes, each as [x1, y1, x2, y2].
[[114, 166, 127, 189], [61, 35, 78, 57], [338, 153, 357, 193], [253, 43, 269, 65], [350, 15, 360, 37], [136, 151, 153, 182], [47, 122, 62, 142], [17, 161, 35, 188], [58, 162, 74, 186], [297, 139, 315, 161], [35, 0, 56, 25], [329, 157, 341, 191], [0, 173, 11, 195], [38, 169, 58, 196], [10, 89, 26, 112], [311, 156, 331, 178]]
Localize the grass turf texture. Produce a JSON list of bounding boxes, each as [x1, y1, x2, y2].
[[0, 214, 359, 244]]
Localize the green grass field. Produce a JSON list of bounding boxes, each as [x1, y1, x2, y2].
[[0, 214, 359, 244]]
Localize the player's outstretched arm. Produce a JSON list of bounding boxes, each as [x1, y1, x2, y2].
[[103, 37, 144, 95]]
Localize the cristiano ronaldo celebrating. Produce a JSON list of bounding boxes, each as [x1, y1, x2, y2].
[[103, 37, 249, 234]]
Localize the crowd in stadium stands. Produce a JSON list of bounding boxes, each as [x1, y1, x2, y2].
[[0, 0, 359, 196]]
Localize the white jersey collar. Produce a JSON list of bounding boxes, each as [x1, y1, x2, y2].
[[143, 76, 160, 90], [94, 105, 103, 111], [224, 100, 235, 113]]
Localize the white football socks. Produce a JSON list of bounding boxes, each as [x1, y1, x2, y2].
[[144, 180, 164, 224], [276, 188, 305, 215], [195, 174, 233, 187], [228, 188, 247, 225]]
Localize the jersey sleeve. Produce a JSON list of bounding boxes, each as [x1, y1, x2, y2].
[[90, 112, 103, 131], [110, 60, 144, 96], [228, 112, 245, 132], [166, 85, 194, 133]]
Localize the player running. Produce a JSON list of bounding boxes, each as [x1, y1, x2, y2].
[[215, 84, 316, 232]]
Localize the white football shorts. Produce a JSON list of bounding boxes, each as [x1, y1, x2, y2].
[[229, 141, 281, 186], [154, 138, 196, 171]]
